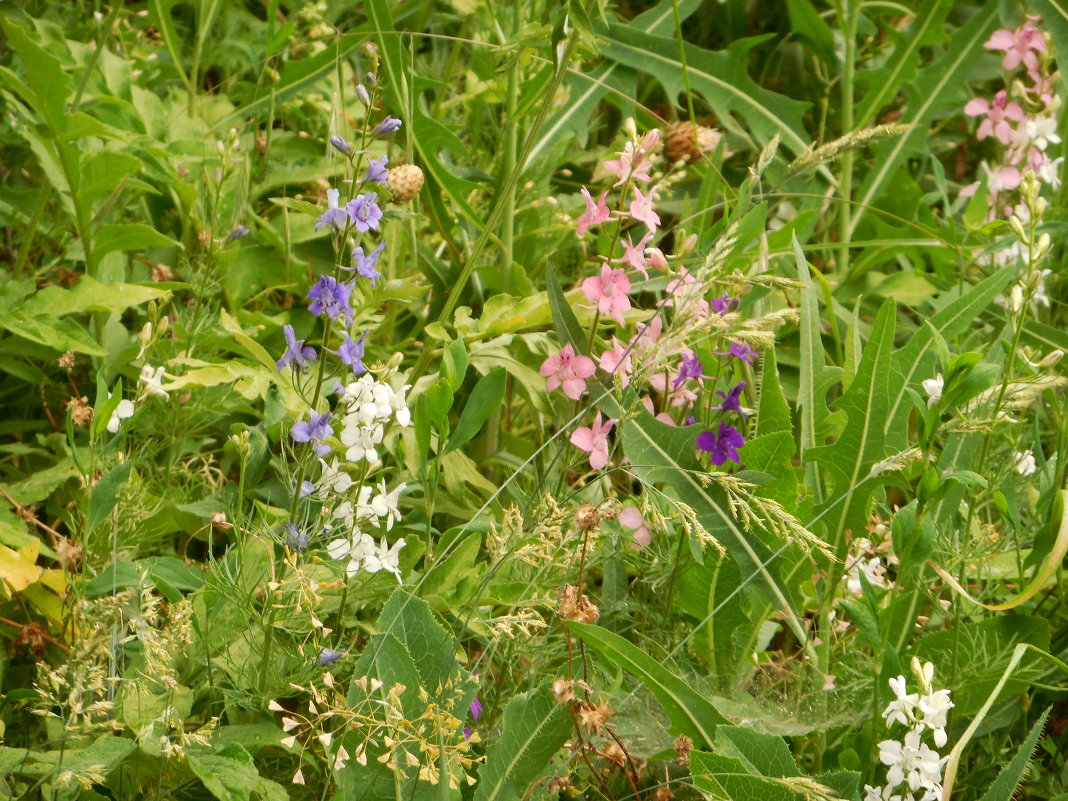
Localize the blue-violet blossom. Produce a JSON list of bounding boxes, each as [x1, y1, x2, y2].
[[346, 193, 383, 233], [696, 423, 745, 466], [285, 522, 311, 553], [374, 116, 402, 135], [672, 352, 706, 390], [347, 241, 386, 284], [712, 381, 747, 415], [338, 330, 369, 376], [319, 648, 344, 666], [316, 188, 349, 232], [364, 155, 389, 184], [291, 410, 334, 457], [330, 135, 352, 155], [276, 324, 317, 372], [307, 275, 355, 324]]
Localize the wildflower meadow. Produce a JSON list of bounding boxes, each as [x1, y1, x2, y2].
[[2, 1, 1068, 799]]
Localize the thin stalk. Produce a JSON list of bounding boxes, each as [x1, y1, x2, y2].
[[834, 1, 858, 280]]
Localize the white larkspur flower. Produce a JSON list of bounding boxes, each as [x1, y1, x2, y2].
[[919, 688, 954, 746], [364, 537, 405, 581], [1013, 449, 1037, 476], [139, 364, 168, 397], [921, 374, 943, 408], [107, 397, 135, 433], [1025, 115, 1062, 151], [391, 384, 412, 426], [318, 457, 353, 495], [368, 480, 404, 530], [327, 531, 377, 578], [882, 675, 920, 729]]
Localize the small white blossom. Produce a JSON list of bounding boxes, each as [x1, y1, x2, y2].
[[139, 364, 168, 396], [1024, 115, 1062, 151], [318, 457, 353, 495], [1013, 450, 1037, 476], [107, 397, 135, 433], [363, 537, 405, 582], [921, 374, 943, 408]]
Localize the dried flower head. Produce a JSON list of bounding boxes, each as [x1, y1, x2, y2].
[[573, 503, 602, 532], [665, 121, 727, 163], [66, 396, 93, 427], [559, 584, 599, 624], [388, 164, 424, 202]]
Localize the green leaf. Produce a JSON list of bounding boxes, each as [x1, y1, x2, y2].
[[87, 461, 133, 533], [599, 25, 812, 159], [755, 348, 791, 438], [976, 709, 1050, 801], [0, 313, 105, 356], [0, 18, 71, 135], [545, 264, 586, 350], [568, 621, 727, 748], [714, 725, 796, 777], [93, 223, 181, 258], [473, 679, 571, 801], [377, 589, 460, 694], [443, 337, 469, 390], [852, 4, 998, 234], [786, 0, 836, 63], [445, 367, 507, 453], [187, 746, 288, 801], [22, 276, 171, 318], [806, 299, 897, 547]]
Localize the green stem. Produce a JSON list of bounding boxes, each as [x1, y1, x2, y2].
[[835, 1, 858, 281]]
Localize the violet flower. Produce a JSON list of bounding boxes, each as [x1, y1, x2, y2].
[[710, 292, 734, 314], [712, 381, 747, 415], [338, 330, 368, 376], [226, 225, 250, 241], [307, 275, 354, 324], [346, 241, 386, 284], [374, 116, 402, 135], [672, 352, 706, 390], [315, 188, 350, 232], [276, 324, 317, 372], [346, 192, 383, 233], [715, 342, 758, 364], [319, 648, 344, 666], [291, 410, 334, 457], [330, 135, 352, 155], [285, 522, 311, 553], [364, 155, 389, 184], [696, 422, 745, 466]]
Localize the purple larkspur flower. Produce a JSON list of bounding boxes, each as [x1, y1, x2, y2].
[[364, 155, 389, 185], [672, 352, 706, 390], [330, 135, 352, 155], [684, 415, 697, 426], [276, 324, 317, 372], [227, 225, 250, 242], [338, 330, 368, 376], [346, 193, 383, 233], [374, 116, 402, 135], [712, 381, 747, 415], [710, 292, 734, 314], [299, 480, 316, 499], [470, 697, 483, 721], [307, 275, 354, 324], [285, 522, 311, 553], [291, 410, 333, 457], [345, 240, 385, 284], [727, 342, 758, 364], [319, 648, 344, 666], [316, 188, 350, 232], [695, 422, 745, 467]]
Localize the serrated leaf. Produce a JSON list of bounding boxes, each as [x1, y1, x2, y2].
[[568, 621, 727, 748], [473, 679, 571, 801], [377, 589, 461, 693], [976, 709, 1050, 801]]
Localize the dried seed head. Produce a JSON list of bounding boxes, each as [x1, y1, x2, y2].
[[553, 677, 577, 704], [674, 734, 693, 767], [602, 741, 627, 766], [576, 699, 612, 733], [57, 351, 75, 373], [18, 623, 48, 657], [210, 512, 233, 531], [55, 537, 83, 570], [655, 786, 674, 801], [559, 584, 599, 624], [665, 121, 726, 163], [387, 164, 424, 202], [548, 776, 572, 792], [66, 396, 93, 428], [573, 504, 601, 532]]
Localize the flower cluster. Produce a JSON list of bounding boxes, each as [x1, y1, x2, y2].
[[865, 659, 953, 801], [275, 69, 411, 593], [539, 123, 760, 482], [962, 15, 1061, 224]]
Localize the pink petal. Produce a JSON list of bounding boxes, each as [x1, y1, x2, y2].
[[561, 377, 587, 400], [588, 447, 609, 471], [570, 427, 595, 451], [985, 29, 1016, 50], [963, 97, 989, 116]]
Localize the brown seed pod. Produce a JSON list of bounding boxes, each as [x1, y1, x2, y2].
[[664, 121, 726, 163]]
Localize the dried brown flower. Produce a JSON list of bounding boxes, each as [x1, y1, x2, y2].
[[66, 396, 93, 428], [573, 504, 601, 532], [388, 164, 424, 203], [559, 584, 598, 624]]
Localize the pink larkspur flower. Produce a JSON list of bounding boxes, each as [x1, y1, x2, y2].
[[964, 90, 1025, 145], [641, 394, 676, 425], [601, 130, 659, 186], [985, 19, 1046, 74], [598, 336, 634, 384], [570, 412, 616, 471], [614, 231, 653, 278], [619, 507, 651, 548], [576, 187, 610, 237], [629, 186, 660, 233], [540, 343, 596, 400], [581, 265, 632, 325], [981, 162, 1022, 194]]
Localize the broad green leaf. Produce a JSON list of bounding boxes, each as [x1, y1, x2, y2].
[[473, 679, 571, 801], [806, 299, 896, 549], [714, 725, 796, 777], [854, 0, 954, 124], [755, 348, 791, 438], [527, 0, 700, 164], [1, 459, 79, 506], [568, 621, 727, 748], [93, 223, 181, 258], [23, 276, 170, 318], [87, 461, 133, 533], [187, 747, 288, 801], [445, 367, 507, 453], [674, 554, 750, 686], [1, 313, 105, 356], [377, 589, 461, 694], [786, 0, 836, 63], [976, 708, 1050, 801], [598, 26, 812, 159], [851, 4, 998, 235], [690, 750, 794, 801], [0, 19, 70, 135]]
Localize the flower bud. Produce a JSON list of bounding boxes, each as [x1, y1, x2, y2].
[[329, 135, 352, 154], [1008, 214, 1026, 241], [356, 84, 371, 106]]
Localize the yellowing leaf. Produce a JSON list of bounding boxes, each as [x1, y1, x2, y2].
[[0, 541, 43, 594]]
